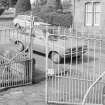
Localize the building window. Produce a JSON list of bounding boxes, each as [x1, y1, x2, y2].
[[85, 2, 101, 26]]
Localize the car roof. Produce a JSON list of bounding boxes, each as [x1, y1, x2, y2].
[[16, 15, 31, 20], [16, 15, 44, 22]]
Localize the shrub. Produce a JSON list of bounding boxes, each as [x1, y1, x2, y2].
[[36, 12, 73, 27], [15, 0, 31, 14], [0, 0, 9, 8]]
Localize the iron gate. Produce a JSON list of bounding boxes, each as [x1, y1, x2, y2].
[[46, 26, 105, 105], [0, 28, 33, 89]]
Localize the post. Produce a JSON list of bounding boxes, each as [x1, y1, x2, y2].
[[103, 85, 105, 105], [29, 0, 34, 81], [45, 25, 49, 104]]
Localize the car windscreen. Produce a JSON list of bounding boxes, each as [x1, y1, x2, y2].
[[48, 35, 67, 40], [34, 16, 44, 22], [47, 26, 68, 35]]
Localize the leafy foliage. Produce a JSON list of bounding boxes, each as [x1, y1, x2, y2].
[[36, 12, 73, 27], [9, 0, 18, 7], [15, 0, 31, 14], [0, 0, 9, 8]]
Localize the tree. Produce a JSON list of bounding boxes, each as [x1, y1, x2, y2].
[[9, 0, 18, 7], [56, 0, 62, 10], [0, 0, 9, 15], [0, 0, 9, 9], [15, 0, 31, 14]]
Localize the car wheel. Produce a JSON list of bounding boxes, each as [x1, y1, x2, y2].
[[51, 52, 61, 64], [15, 23, 21, 29], [14, 41, 24, 52], [20, 27, 26, 33]]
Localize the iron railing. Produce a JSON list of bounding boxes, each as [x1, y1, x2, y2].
[[0, 28, 33, 89], [46, 26, 105, 105]]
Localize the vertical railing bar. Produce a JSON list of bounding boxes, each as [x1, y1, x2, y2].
[[5, 64, 7, 87], [4, 65, 6, 88], [81, 32, 84, 103], [0, 30, 1, 41], [66, 28, 68, 103], [54, 29, 57, 102], [29, 57, 31, 84], [81, 31, 83, 103], [58, 26, 60, 102], [8, 62, 10, 87], [1, 65, 3, 88], [78, 32, 80, 103], [76, 31, 78, 103], [87, 31, 90, 104], [25, 59, 27, 84], [69, 26, 72, 103], [2, 65, 4, 88], [5, 61, 8, 87], [71, 29, 73, 103], [14, 62, 16, 86], [93, 32, 96, 104], [64, 27, 67, 102], [95, 83, 98, 104], [2, 64, 4, 87], [24, 31, 27, 85], [45, 26, 48, 103], [15, 62, 18, 86], [62, 27, 65, 102], [99, 33, 102, 104], [16, 31, 19, 86], [2, 62, 5, 88], [67, 27, 70, 103], [0, 65, 1, 88], [12, 29, 15, 87], [30, 15, 34, 85], [8, 29, 14, 86], [51, 27, 54, 101]]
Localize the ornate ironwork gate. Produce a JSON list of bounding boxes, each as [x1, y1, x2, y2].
[[46, 26, 105, 105], [0, 28, 33, 89]]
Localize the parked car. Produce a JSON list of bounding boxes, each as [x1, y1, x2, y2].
[[13, 15, 48, 29], [10, 25, 87, 63]]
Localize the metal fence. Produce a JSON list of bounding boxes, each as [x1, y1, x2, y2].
[[46, 26, 105, 105], [0, 28, 33, 89]]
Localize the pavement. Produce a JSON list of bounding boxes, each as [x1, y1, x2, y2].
[[0, 49, 47, 105], [0, 81, 47, 105]]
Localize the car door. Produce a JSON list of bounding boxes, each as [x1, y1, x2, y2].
[[33, 29, 46, 53], [20, 16, 26, 27], [25, 16, 31, 27]]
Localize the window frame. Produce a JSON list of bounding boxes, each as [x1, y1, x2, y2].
[[85, 2, 101, 27]]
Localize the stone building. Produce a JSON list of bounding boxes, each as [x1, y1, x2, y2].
[[44, 0, 105, 34], [31, 0, 105, 35], [72, 0, 105, 34]]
